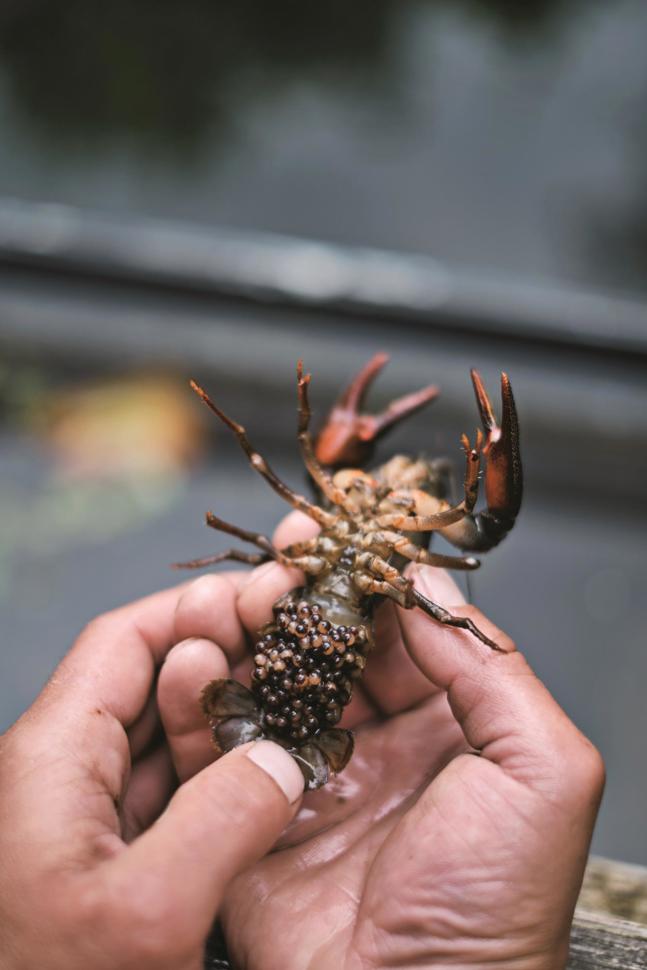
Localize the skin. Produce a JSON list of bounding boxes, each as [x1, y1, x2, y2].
[[0, 511, 604, 970]]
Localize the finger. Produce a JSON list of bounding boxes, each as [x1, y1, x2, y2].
[[127, 689, 162, 760], [47, 571, 248, 743], [174, 574, 248, 665], [8, 581, 195, 821], [272, 509, 320, 549], [361, 563, 467, 715], [4, 577, 246, 856], [398, 568, 603, 796], [29, 583, 192, 732], [235, 510, 318, 634], [158, 638, 230, 782], [413, 561, 469, 607], [236, 560, 305, 638], [109, 741, 304, 945], [3, 572, 264, 877], [120, 744, 176, 842]]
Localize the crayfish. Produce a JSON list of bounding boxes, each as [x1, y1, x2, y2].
[[177, 353, 522, 789]]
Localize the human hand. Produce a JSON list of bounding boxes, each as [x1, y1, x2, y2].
[[159, 511, 604, 970], [0, 508, 604, 970], [0, 579, 304, 970]]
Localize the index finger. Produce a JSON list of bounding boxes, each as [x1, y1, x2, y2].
[[235, 510, 318, 634], [397, 573, 604, 798], [361, 566, 468, 715], [36, 582, 193, 730], [3, 581, 207, 867], [18, 574, 244, 773]]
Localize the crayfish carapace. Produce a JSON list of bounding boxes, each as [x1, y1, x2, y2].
[[176, 353, 522, 789]]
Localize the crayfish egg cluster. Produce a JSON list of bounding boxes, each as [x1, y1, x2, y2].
[[250, 599, 368, 744]]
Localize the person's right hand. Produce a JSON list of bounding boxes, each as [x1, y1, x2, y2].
[[161, 510, 605, 970], [0, 573, 304, 970]]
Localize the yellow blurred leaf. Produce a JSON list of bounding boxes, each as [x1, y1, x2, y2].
[[42, 375, 205, 480]]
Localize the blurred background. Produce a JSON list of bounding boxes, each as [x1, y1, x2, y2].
[[0, 1, 646, 865]]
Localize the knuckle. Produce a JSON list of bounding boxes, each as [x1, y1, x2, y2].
[[548, 733, 606, 810], [78, 611, 117, 643], [175, 574, 233, 630], [569, 737, 606, 799], [46, 878, 115, 957]]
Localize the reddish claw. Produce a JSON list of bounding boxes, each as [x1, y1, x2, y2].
[[315, 352, 440, 467], [471, 369, 523, 522], [441, 370, 522, 552]]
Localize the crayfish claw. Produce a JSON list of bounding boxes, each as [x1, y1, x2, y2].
[[315, 353, 440, 467], [470, 369, 522, 521], [470, 368, 498, 437], [441, 371, 522, 552]]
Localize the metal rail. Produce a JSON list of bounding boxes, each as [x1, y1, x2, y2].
[[0, 197, 646, 360]]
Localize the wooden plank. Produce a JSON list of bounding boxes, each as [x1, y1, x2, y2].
[[579, 857, 647, 926], [569, 911, 647, 969]]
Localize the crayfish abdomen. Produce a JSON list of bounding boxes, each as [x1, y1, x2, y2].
[[178, 354, 523, 789], [201, 594, 370, 788]]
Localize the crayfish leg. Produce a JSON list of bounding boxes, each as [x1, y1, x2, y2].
[[412, 589, 504, 652]]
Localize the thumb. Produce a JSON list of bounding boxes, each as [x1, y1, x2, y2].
[[108, 740, 303, 938]]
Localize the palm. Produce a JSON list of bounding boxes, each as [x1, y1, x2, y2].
[[222, 673, 564, 970]]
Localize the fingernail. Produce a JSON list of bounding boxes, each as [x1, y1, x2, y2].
[[247, 740, 304, 804]]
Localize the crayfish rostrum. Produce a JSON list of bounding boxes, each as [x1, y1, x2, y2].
[[177, 353, 522, 789]]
